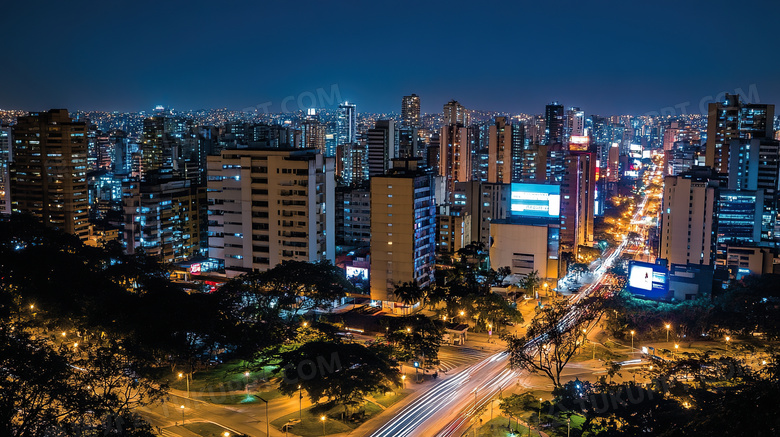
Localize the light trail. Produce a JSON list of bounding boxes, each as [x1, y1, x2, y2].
[[369, 177, 654, 437]]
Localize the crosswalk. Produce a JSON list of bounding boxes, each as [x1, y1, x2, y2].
[[435, 346, 494, 373]]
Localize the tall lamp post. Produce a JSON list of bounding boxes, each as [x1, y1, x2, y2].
[[178, 372, 190, 398], [630, 330, 635, 350], [298, 385, 303, 422], [665, 323, 670, 342], [538, 398, 543, 436], [320, 415, 326, 436], [180, 405, 185, 425], [244, 371, 250, 396], [258, 396, 269, 437]]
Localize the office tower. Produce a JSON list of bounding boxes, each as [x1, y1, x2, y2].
[[705, 94, 774, 174], [248, 124, 295, 149], [486, 117, 524, 183], [659, 167, 719, 266], [301, 119, 326, 153], [88, 172, 123, 221], [717, 190, 763, 249], [662, 121, 680, 151], [0, 125, 11, 214], [559, 152, 595, 259], [337, 102, 357, 146], [207, 148, 335, 277], [439, 124, 472, 200], [727, 138, 780, 242], [401, 94, 421, 128], [367, 120, 398, 176], [520, 144, 548, 182], [370, 159, 436, 309], [443, 100, 468, 126], [565, 107, 585, 141], [398, 126, 420, 159], [140, 115, 175, 180], [111, 130, 131, 174], [122, 179, 205, 262], [335, 186, 371, 247], [10, 110, 89, 240], [544, 102, 565, 145], [341, 142, 369, 186], [453, 181, 510, 248], [426, 134, 440, 174], [667, 141, 701, 176]]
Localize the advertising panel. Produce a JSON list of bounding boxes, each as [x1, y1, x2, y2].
[[510, 183, 561, 218]]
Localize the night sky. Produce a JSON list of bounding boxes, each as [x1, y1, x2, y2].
[[1, 0, 778, 115]]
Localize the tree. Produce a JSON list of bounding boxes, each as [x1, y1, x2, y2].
[[518, 270, 542, 300], [505, 298, 599, 388], [472, 292, 522, 330], [393, 281, 425, 315], [278, 341, 400, 417], [386, 314, 444, 369]]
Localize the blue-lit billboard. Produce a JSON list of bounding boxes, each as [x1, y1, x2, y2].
[[627, 261, 669, 300], [510, 183, 560, 218]]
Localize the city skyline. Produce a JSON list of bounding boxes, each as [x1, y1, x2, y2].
[[1, 1, 779, 115]]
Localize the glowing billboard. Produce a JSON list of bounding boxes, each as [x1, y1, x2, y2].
[[510, 183, 560, 218], [627, 261, 669, 300], [346, 266, 368, 280]]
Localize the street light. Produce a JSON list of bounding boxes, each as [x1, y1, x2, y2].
[[244, 371, 250, 396], [180, 405, 185, 425], [178, 372, 190, 398], [258, 396, 270, 437], [320, 415, 326, 436], [665, 324, 670, 342], [303, 321, 308, 328], [630, 330, 635, 350], [298, 385, 303, 422], [538, 398, 543, 434], [674, 343, 679, 358], [401, 374, 406, 388], [567, 418, 571, 437]]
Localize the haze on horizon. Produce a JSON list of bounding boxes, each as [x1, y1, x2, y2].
[[1, 0, 778, 116]]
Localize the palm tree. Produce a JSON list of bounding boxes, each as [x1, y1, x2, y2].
[[393, 281, 424, 315]]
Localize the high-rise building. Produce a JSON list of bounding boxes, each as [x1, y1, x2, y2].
[[401, 94, 421, 128], [487, 117, 524, 183], [443, 100, 468, 126], [337, 102, 357, 146], [659, 167, 719, 266], [207, 148, 335, 277], [10, 110, 89, 240], [370, 159, 436, 310], [544, 102, 565, 145], [0, 124, 11, 215], [140, 115, 175, 180], [662, 121, 680, 151], [301, 119, 326, 153], [716, 190, 763, 250], [705, 94, 774, 175], [453, 181, 510, 248], [559, 152, 595, 259], [398, 126, 420, 159], [439, 124, 472, 200], [122, 179, 205, 262], [565, 107, 585, 142], [335, 186, 371, 247], [367, 120, 398, 176], [726, 138, 780, 242]]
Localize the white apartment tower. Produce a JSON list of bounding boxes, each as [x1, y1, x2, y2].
[[208, 148, 335, 277]]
